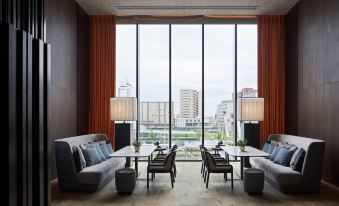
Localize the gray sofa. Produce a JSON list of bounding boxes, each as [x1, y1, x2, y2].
[[54, 134, 125, 192], [250, 134, 325, 193]]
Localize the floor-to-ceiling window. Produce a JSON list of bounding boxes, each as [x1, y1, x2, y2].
[[116, 22, 257, 160], [204, 25, 235, 147], [116, 25, 137, 142], [172, 25, 202, 159], [139, 25, 170, 147], [236, 25, 258, 139]]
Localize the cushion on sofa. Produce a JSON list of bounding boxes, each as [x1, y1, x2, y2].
[[262, 142, 270, 153], [99, 144, 110, 159], [270, 146, 281, 161], [290, 147, 305, 172], [81, 146, 102, 166], [72, 146, 86, 171], [95, 146, 106, 161], [273, 147, 296, 166], [268, 144, 275, 154]]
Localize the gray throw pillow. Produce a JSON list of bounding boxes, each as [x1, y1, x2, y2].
[[290, 147, 305, 172], [268, 144, 275, 154], [273, 147, 296, 166], [262, 142, 270, 153], [95, 145, 106, 161], [270, 146, 281, 161], [72, 146, 86, 172], [99, 144, 110, 159], [81, 147, 102, 166]]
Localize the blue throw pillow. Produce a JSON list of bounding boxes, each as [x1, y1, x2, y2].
[[268, 144, 275, 154], [262, 142, 270, 153], [82, 147, 102, 166], [95, 146, 106, 161], [273, 147, 296, 166], [270, 146, 281, 161], [290, 147, 305, 172], [106, 143, 114, 154], [99, 144, 110, 159]]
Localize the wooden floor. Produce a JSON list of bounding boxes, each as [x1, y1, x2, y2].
[[52, 162, 339, 206]]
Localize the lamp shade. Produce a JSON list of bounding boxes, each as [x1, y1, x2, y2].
[[110, 97, 137, 121], [237, 97, 264, 121]]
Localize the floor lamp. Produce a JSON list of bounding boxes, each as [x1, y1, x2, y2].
[[110, 97, 137, 167], [237, 97, 264, 149]]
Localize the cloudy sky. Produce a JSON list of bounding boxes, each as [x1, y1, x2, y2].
[[116, 24, 257, 117]]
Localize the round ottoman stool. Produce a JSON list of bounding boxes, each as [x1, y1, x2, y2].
[[243, 168, 264, 195], [115, 168, 136, 194]]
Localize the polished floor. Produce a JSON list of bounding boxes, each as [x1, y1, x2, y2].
[[51, 161, 339, 206]]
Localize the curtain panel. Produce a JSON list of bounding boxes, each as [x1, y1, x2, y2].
[[89, 15, 116, 145], [258, 15, 285, 147]]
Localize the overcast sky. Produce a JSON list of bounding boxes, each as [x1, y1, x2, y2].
[[116, 24, 257, 117]]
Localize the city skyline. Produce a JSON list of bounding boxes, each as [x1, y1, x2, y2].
[[116, 24, 257, 117]]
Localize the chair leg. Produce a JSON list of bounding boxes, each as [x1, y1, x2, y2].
[[174, 163, 177, 177], [204, 170, 207, 182], [231, 171, 233, 189], [170, 171, 174, 188], [201, 162, 203, 174], [206, 172, 210, 188], [147, 171, 149, 189], [151, 173, 154, 181]]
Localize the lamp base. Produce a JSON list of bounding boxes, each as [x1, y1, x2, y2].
[[115, 123, 132, 167], [241, 122, 260, 168]]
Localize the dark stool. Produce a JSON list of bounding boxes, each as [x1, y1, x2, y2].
[[115, 168, 136, 194], [243, 168, 264, 194]]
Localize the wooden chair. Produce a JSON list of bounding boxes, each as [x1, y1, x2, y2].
[[204, 151, 233, 189], [147, 151, 176, 189]]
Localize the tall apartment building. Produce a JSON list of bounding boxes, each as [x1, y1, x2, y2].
[[180, 89, 199, 118], [140, 101, 174, 125]]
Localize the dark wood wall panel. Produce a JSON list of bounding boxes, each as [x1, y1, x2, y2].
[[285, 4, 298, 135], [286, 0, 339, 186], [45, 0, 89, 179], [76, 5, 89, 135]]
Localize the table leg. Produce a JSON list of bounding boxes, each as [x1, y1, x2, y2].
[[240, 157, 244, 180], [135, 157, 138, 177], [125, 157, 131, 167]]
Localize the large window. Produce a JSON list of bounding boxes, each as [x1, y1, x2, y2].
[[116, 23, 258, 160], [139, 25, 170, 147], [116, 25, 137, 141], [172, 25, 202, 159], [204, 25, 235, 146]]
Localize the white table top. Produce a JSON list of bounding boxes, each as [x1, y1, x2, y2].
[[221, 145, 270, 157], [109, 145, 156, 158]]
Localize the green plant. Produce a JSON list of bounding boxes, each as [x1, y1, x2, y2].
[[237, 139, 247, 147], [132, 140, 142, 147], [148, 132, 157, 139]]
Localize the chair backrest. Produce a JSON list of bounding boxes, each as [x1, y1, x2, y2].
[[205, 151, 218, 171], [163, 151, 176, 170]]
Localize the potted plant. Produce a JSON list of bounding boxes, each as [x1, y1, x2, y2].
[[132, 140, 142, 152], [237, 139, 247, 152]]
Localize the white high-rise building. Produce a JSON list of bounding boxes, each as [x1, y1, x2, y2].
[[118, 79, 132, 97], [180, 89, 199, 118], [216, 100, 234, 136]]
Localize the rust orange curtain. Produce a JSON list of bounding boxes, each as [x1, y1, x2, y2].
[[258, 15, 285, 147], [89, 15, 116, 145]]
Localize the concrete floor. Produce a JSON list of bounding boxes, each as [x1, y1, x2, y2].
[[52, 162, 339, 206]]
